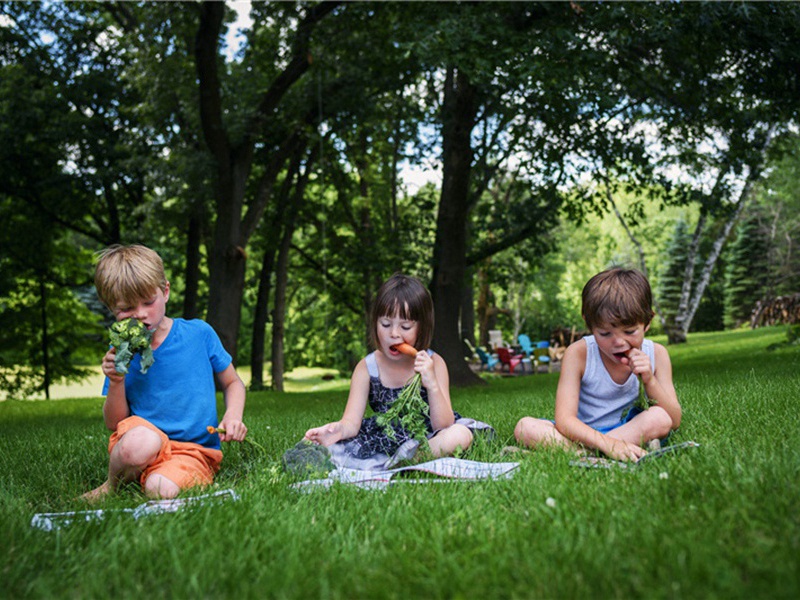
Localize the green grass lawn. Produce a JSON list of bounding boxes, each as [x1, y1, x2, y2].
[[2, 326, 799, 599]]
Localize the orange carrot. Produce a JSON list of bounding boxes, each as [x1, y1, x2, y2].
[[207, 425, 267, 453], [392, 342, 418, 357]]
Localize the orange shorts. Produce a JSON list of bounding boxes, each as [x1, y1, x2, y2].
[[108, 416, 223, 490]]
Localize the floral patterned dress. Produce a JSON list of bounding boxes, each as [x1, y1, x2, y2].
[[328, 352, 494, 469]]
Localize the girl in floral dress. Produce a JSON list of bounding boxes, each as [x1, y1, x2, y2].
[[304, 273, 493, 470]]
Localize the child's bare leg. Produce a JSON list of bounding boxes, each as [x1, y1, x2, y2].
[[428, 424, 473, 457], [514, 417, 571, 449], [143, 473, 181, 499], [81, 425, 163, 501], [605, 406, 673, 447]]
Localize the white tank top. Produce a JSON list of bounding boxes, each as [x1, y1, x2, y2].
[[577, 335, 655, 430]]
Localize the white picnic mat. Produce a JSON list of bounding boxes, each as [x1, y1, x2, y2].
[[293, 457, 520, 492], [569, 441, 700, 470], [31, 488, 240, 531]]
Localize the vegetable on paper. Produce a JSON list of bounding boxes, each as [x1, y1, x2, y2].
[[109, 318, 154, 374]]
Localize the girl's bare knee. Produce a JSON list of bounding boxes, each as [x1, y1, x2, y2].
[[430, 424, 472, 456], [454, 424, 473, 451]]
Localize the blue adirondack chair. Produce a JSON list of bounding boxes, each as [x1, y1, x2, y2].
[[533, 340, 551, 372], [517, 334, 534, 357], [476, 347, 500, 372]]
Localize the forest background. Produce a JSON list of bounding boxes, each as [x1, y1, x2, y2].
[[1, 1, 799, 399]]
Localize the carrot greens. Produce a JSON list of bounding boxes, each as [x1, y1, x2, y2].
[[376, 343, 430, 445]]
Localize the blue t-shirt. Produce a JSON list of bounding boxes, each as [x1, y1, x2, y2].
[[103, 318, 232, 449]]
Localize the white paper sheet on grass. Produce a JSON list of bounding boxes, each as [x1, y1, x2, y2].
[[30, 488, 240, 532], [293, 457, 521, 492], [569, 441, 700, 470]]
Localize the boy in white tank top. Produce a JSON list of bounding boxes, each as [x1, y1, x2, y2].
[[514, 268, 681, 462]]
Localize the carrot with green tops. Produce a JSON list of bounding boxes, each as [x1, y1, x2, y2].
[[378, 342, 430, 445], [620, 348, 655, 416], [207, 426, 267, 454], [392, 342, 419, 357]]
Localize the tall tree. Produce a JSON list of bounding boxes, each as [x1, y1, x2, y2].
[[724, 208, 771, 328], [194, 1, 339, 361]]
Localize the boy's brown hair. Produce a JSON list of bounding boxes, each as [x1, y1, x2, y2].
[[582, 267, 655, 330], [94, 244, 168, 310], [369, 273, 434, 351]]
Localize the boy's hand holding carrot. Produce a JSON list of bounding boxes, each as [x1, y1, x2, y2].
[[621, 347, 654, 384], [216, 417, 248, 443]]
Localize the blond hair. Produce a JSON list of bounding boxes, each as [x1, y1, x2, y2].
[[94, 244, 168, 309], [582, 267, 655, 330]]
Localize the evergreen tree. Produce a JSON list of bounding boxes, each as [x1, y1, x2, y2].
[[723, 208, 771, 328], [657, 219, 693, 326]]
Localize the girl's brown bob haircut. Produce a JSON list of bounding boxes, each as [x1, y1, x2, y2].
[[582, 267, 655, 330], [369, 273, 434, 351]]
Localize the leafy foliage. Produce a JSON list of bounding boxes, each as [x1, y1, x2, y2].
[[375, 374, 429, 445], [3, 1, 800, 386]]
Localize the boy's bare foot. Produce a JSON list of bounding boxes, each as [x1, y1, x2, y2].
[[646, 439, 662, 452], [79, 480, 112, 503]]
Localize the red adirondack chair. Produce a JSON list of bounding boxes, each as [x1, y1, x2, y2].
[[495, 347, 525, 374]]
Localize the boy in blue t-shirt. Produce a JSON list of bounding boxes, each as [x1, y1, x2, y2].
[[82, 244, 247, 500], [514, 268, 681, 462]]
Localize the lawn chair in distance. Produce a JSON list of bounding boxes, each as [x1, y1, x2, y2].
[[496, 347, 526, 374], [476, 347, 500, 372]]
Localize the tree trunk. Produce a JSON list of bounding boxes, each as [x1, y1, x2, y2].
[[271, 146, 314, 391], [194, 2, 336, 362], [460, 268, 477, 351], [250, 172, 294, 390], [249, 248, 276, 391], [270, 236, 290, 393], [476, 265, 493, 348], [667, 130, 774, 343], [39, 277, 50, 400], [182, 208, 203, 320], [431, 66, 483, 386]]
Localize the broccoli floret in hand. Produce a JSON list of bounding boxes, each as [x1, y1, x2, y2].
[[108, 318, 154, 374]]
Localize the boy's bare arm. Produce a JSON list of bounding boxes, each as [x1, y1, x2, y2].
[[639, 344, 681, 428], [101, 347, 130, 429], [216, 364, 247, 442]]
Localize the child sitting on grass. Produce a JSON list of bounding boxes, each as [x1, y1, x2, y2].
[[303, 273, 492, 470], [514, 267, 681, 462], [82, 244, 248, 500]]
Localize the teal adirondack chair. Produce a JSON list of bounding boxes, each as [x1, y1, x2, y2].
[[476, 347, 500, 372], [517, 334, 534, 357]]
